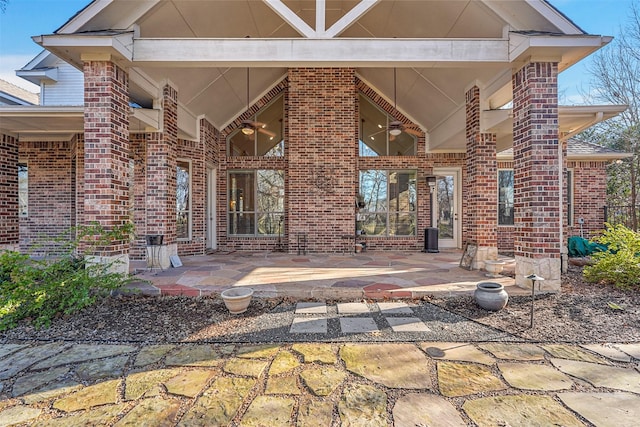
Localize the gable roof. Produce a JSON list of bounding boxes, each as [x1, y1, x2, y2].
[[20, 0, 615, 149]]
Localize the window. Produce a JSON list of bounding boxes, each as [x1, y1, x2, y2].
[[498, 169, 514, 225], [359, 94, 416, 156], [18, 163, 27, 217], [358, 170, 417, 236], [228, 170, 284, 236], [228, 95, 284, 157], [177, 160, 191, 240], [567, 169, 574, 225]]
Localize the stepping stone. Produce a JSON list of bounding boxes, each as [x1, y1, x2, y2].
[[295, 302, 327, 314], [550, 358, 640, 393], [437, 361, 506, 397], [337, 302, 370, 314], [386, 317, 430, 332], [614, 343, 640, 359], [420, 342, 495, 365], [581, 344, 632, 362], [498, 363, 573, 391], [377, 302, 413, 314], [180, 377, 255, 426], [292, 343, 336, 364], [559, 392, 640, 427], [339, 317, 379, 334], [339, 383, 387, 427], [290, 317, 328, 334], [241, 396, 295, 426], [393, 393, 466, 427]]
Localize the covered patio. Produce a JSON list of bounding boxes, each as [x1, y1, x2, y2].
[[128, 249, 527, 300]]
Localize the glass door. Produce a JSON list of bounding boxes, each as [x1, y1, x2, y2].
[[432, 168, 461, 249]]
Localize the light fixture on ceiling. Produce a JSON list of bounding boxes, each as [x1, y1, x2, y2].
[[239, 68, 276, 139], [241, 123, 254, 135], [389, 68, 402, 136]]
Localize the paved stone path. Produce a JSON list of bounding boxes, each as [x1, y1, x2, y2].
[[1, 340, 639, 426]]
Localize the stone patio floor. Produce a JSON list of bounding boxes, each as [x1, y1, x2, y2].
[[127, 249, 530, 299]]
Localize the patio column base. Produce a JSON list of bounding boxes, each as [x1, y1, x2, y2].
[[0, 243, 19, 252], [471, 246, 498, 270], [515, 255, 561, 292], [86, 254, 130, 276]]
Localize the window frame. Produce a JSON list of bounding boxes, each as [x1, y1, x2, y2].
[[227, 169, 285, 237], [358, 169, 417, 237], [18, 162, 28, 218], [227, 94, 285, 157], [176, 159, 192, 241], [498, 168, 514, 226]]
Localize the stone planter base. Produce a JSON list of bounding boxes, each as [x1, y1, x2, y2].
[[221, 288, 254, 314]]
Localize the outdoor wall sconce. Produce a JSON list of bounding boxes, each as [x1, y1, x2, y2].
[[426, 175, 436, 192]]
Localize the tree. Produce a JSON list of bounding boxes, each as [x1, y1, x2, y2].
[[580, 1, 640, 230]]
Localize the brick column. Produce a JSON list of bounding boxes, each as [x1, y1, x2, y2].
[[512, 61, 562, 290], [287, 68, 357, 253], [145, 84, 178, 269], [83, 60, 130, 273], [0, 133, 19, 250], [465, 85, 498, 268]]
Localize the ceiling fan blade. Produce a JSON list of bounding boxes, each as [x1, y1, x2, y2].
[[389, 134, 396, 142], [258, 128, 276, 138]]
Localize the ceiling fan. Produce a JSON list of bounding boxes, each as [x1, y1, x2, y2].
[[240, 68, 276, 138], [370, 68, 422, 140]]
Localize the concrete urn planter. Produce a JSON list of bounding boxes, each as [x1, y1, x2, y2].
[[474, 282, 508, 311], [221, 288, 254, 314], [484, 260, 505, 278]]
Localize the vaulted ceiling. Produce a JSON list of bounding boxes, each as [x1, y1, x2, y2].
[[32, 0, 612, 150]]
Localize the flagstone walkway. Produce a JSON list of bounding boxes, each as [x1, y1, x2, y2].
[[1, 338, 639, 426]]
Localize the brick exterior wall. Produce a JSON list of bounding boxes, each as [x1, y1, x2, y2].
[[568, 160, 608, 239], [83, 60, 130, 256], [512, 62, 561, 259], [465, 86, 497, 249], [0, 133, 19, 247], [18, 141, 75, 254]]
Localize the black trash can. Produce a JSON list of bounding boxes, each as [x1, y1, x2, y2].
[[424, 227, 439, 253]]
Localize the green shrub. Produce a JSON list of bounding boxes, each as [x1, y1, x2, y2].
[[0, 223, 134, 330], [583, 224, 640, 289]]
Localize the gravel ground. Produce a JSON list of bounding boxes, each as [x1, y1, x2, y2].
[[1, 265, 638, 344]]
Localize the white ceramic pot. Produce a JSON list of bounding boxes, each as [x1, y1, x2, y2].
[[474, 282, 508, 311], [484, 260, 505, 277], [221, 288, 254, 314]]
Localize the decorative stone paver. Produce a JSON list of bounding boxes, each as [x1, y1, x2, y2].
[[165, 345, 221, 367], [75, 355, 129, 382], [115, 398, 181, 426], [180, 377, 255, 426], [124, 368, 182, 401], [134, 344, 175, 367], [292, 343, 336, 364], [33, 344, 136, 369], [223, 358, 268, 377], [498, 362, 573, 390], [269, 350, 300, 375], [393, 393, 466, 427], [164, 369, 217, 398], [0, 342, 68, 380], [290, 317, 328, 333], [337, 302, 370, 314], [3, 340, 640, 425], [550, 358, 640, 393], [53, 379, 120, 412], [339, 383, 387, 427], [241, 396, 295, 426], [479, 342, 545, 360], [0, 405, 41, 427], [341, 343, 432, 389], [377, 302, 413, 314], [463, 395, 584, 426], [614, 343, 640, 359], [339, 317, 379, 333], [300, 366, 346, 396], [297, 399, 334, 427], [12, 366, 70, 397], [295, 302, 327, 314], [421, 342, 495, 365], [438, 361, 506, 397], [542, 344, 611, 364], [386, 317, 430, 332], [265, 376, 300, 395], [559, 392, 640, 427]]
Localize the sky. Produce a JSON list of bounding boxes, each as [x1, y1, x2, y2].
[[0, 0, 637, 104]]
